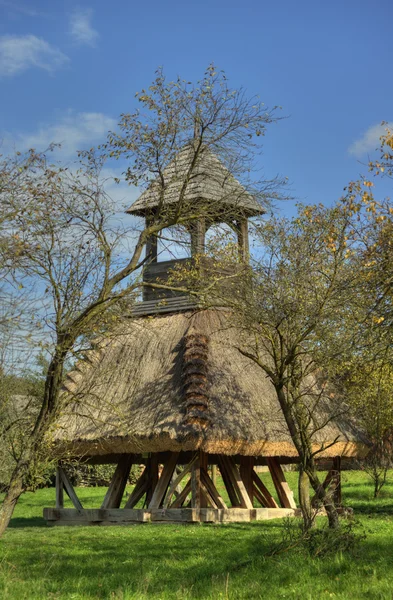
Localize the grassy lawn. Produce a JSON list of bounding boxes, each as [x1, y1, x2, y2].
[[1, 470, 393, 599]]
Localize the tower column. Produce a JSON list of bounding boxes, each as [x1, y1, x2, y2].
[[190, 218, 206, 256], [145, 215, 158, 263], [236, 218, 249, 261]]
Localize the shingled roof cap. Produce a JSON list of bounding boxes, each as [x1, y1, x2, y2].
[[127, 146, 264, 218]]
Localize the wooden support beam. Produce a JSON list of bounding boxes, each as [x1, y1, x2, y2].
[[101, 455, 133, 509], [58, 467, 83, 511], [199, 451, 208, 508], [218, 457, 240, 506], [211, 465, 217, 486], [148, 452, 180, 509], [124, 468, 148, 509], [267, 459, 296, 509], [251, 470, 279, 509], [240, 457, 254, 505], [163, 454, 197, 508], [220, 456, 253, 509], [55, 467, 64, 509], [236, 218, 249, 261], [170, 480, 191, 508], [43, 506, 297, 525], [201, 469, 227, 509], [191, 456, 201, 509], [145, 454, 159, 507]]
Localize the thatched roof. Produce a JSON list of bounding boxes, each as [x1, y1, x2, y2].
[[127, 146, 263, 218], [55, 310, 367, 460]]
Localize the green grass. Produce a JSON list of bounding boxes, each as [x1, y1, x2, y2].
[[1, 471, 393, 599]]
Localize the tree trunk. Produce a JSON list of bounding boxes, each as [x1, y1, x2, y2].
[[298, 467, 313, 532], [0, 348, 68, 538], [307, 469, 339, 529], [0, 455, 30, 536], [275, 385, 340, 529]]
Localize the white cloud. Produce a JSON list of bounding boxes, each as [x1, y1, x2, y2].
[[0, 34, 68, 77], [0, 1, 40, 17], [9, 110, 117, 158], [2, 110, 141, 212], [348, 122, 393, 158], [69, 8, 99, 47]]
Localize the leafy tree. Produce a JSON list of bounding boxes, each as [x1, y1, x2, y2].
[[202, 204, 360, 530]]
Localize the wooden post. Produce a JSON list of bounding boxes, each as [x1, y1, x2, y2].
[[211, 464, 217, 486], [145, 216, 158, 262], [267, 459, 296, 509], [240, 456, 254, 505], [55, 467, 64, 509], [236, 218, 249, 262], [190, 218, 205, 256], [101, 455, 133, 509], [191, 456, 201, 509], [199, 451, 208, 508], [145, 454, 159, 507]]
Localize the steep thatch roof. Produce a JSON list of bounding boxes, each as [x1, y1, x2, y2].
[[55, 310, 367, 460], [127, 146, 263, 218]]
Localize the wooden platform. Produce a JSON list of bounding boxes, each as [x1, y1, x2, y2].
[[44, 451, 341, 526], [43, 507, 298, 526]]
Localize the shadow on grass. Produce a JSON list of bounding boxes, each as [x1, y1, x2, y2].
[[9, 516, 46, 528]]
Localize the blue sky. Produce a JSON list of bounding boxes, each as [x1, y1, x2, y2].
[[0, 0, 392, 213]]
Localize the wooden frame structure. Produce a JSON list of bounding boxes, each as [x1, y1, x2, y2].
[[44, 451, 304, 525]]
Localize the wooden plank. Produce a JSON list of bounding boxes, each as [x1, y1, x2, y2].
[[220, 509, 251, 523], [55, 467, 64, 509], [151, 508, 200, 522], [58, 467, 83, 511], [200, 469, 227, 509], [101, 455, 133, 509], [44, 508, 151, 523], [124, 468, 148, 509], [218, 457, 240, 507], [251, 470, 279, 509], [267, 508, 297, 520], [191, 457, 201, 509], [170, 480, 191, 508], [163, 454, 197, 508], [267, 459, 296, 509], [221, 456, 253, 509], [43, 506, 296, 525], [148, 452, 179, 509]]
